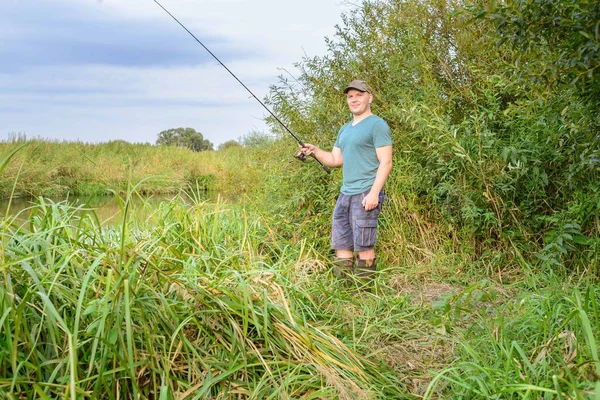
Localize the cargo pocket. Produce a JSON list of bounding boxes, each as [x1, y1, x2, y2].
[[355, 219, 378, 249]]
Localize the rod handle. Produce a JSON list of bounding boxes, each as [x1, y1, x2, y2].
[[310, 154, 331, 174]]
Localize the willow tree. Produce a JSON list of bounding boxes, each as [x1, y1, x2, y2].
[[263, 0, 599, 269], [156, 127, 214, 152]]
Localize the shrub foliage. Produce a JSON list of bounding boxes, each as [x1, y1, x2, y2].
[[262, 0, 600, 270]]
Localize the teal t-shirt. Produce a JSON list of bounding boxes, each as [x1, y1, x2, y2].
[[333, 114, 392, 195]]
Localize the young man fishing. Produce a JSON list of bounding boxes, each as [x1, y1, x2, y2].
[[301, 79, 393, 283]]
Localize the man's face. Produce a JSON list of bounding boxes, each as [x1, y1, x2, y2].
[[346, 89, 373, 116]]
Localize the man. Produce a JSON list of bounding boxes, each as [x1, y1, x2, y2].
[[301, 79, 393, 283]]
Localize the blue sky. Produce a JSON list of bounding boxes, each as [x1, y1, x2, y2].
[[0, 0, 348, 146]]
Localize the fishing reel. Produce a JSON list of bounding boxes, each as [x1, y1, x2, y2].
[[293, 149, 307, 162], [293, 146, 331, 173]]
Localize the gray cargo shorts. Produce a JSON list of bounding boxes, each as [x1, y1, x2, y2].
[[331, 190, 385, 252]]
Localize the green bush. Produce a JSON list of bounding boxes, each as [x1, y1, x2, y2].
[[259, 0, 600, 271]]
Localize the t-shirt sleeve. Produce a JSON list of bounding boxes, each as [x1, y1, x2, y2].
[[373, 120, 392, 147]]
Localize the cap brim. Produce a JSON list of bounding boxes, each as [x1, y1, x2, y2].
[[343, 86, 367, 93]]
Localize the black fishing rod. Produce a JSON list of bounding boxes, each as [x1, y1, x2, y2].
[[152, 0, 331, 173]]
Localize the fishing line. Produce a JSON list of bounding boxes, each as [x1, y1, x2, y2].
[[152, 0, 330, 173]]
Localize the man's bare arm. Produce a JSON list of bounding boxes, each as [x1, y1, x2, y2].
[[301, 144, 343, 168]]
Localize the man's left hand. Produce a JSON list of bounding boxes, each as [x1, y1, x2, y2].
[[362, 192, 379, 211]]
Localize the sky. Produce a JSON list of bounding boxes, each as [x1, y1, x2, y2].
[[0, 0, 351, 147]]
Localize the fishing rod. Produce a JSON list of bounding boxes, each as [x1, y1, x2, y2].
[[152, 0, 331, 174]]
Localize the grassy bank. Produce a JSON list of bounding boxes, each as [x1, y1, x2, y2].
[[0, 138, 222, 198], [0, 195, 405, 398], [1, 195, 598, 398]]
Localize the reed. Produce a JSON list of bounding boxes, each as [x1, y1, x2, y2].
[[0, 138, 223, 198], [422, 281, 600, 399], [0, 194, 408, 399], [1, 191, 598, 398]]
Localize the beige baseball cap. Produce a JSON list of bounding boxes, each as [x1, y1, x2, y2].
[[343, 79, 371, 93]]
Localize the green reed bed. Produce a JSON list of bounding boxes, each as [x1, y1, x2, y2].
[[0, 139, 222, 198], [1, 194, 598, 399], [422, 280, 600, 399], [0, 196, 406, 399]]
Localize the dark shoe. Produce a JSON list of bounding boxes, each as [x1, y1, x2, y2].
[[333, 257, 354, 283], [355, 258, 377, 288]]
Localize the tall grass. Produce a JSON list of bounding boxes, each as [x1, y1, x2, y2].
[[0, 138, 222, 198], [423, 282, 600, 399], [2, 192, 598, 398], [0, 194, 409, 399]]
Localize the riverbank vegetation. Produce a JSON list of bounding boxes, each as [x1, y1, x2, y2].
[[1, 0, 599, 398], [0, 138, 221, 197]]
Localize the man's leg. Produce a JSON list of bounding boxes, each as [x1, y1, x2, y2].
[[337, 249, 354, 259], [357, 249, 375, 259], [331, 194, 354, 281], [352, 191, 384, 283]]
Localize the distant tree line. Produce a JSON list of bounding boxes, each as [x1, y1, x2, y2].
[[156, 128, 213, 152], [217, 130, 276, 150], [157, 128, 277, 152]]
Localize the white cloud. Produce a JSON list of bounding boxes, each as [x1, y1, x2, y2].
[[0, 0, 352, 146]]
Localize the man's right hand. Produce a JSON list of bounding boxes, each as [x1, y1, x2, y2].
[[300, 143, 318, 156]]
